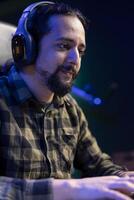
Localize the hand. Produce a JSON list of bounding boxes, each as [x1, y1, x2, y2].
[[53, 176, 134, 200]]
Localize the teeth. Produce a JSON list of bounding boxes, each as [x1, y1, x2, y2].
[[66, 72, 72, 76], [63, 70, 72, 75]]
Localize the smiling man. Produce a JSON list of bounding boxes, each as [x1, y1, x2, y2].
[[21, 14, 85, 101], [0, 1, 134, 200]]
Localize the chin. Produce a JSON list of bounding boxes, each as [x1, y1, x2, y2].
[[53, 82, 72, 97], [46, 72, 74, 97]]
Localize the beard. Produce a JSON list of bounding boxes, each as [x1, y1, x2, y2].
[[39, 64, 79, 97]]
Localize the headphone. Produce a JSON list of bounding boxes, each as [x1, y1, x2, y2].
[[12, 1, 55, 67]]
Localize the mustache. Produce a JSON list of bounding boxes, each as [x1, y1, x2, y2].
[[57, 64, 79, 79]]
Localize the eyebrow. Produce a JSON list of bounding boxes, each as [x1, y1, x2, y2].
[[56, 37, 86, 50]]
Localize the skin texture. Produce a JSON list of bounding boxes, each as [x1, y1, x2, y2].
[[53, 176, 134, 200], [19, 15, 134, 200], [20, 15, 86, 102]]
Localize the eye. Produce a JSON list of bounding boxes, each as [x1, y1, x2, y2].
[[57, 43, 71, 51]]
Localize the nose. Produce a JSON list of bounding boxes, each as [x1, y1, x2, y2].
[[67, 48, 81, 68]]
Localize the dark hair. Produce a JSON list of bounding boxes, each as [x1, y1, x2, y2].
[[27, 2, 89, 43]]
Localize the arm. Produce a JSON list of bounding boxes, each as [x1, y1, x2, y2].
[[53, 176, 134, 200], [73, 103, 127, 177], [0, 176, 53, 200], [1, 176, 134, 200]]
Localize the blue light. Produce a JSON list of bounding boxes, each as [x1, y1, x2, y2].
[[93, 97, 102, 105], [71, 86, 103, 106]]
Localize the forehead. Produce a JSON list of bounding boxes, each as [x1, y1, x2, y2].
[[47, 15, 86, 44]]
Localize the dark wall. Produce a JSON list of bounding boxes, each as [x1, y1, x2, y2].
[[0, 0, 134, 154]]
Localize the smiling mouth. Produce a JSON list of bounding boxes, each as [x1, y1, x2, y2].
[[62, 70, 73, 76], [59, 70, 73, 81], [61, 68, 74, 76]]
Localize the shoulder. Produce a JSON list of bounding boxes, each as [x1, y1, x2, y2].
[[0, 65, 17, 97], [63, 93, 80, 107], [0, 75, 10, 108], [63, 93, 86, 119], [61, 94, 90, 133], [0, 75, 8, 93], [0, 62, 14, 94]]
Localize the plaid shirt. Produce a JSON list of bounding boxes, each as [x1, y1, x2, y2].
[[0, 65, 126, 199], [0, 176, 53, 200]]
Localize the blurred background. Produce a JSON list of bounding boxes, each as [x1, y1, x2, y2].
[[0, 0, 134, 170]]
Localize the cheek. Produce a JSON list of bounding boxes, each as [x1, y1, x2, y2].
[[36, 46, 67, 72], [35, 54, 59, 73], [47, 52, 66, 69]]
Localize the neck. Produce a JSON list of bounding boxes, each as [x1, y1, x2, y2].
[[19, 65, 54, 103]]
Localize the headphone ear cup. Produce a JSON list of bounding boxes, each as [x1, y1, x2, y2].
[[12, 32, 36, 67], [12, 13, 36, 67], [11, 1, 55, 67]]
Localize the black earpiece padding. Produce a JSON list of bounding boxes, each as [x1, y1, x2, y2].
[[12, 1, 55, 67]]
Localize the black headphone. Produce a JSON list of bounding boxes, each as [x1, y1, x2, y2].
[[12, 1, 55, 67]]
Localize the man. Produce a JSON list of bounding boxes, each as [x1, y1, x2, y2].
[[0, 1, 134, 199]]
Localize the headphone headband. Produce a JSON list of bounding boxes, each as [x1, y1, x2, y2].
[[23, 1, 55, 13]]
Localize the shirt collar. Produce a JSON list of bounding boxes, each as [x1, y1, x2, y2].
[[7, 65, 65, 107], [7, 65, 33, 104]]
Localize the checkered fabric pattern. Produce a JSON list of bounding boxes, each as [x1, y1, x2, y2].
[[0, 65, 126, 198], [0, 176, 53, 200]]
